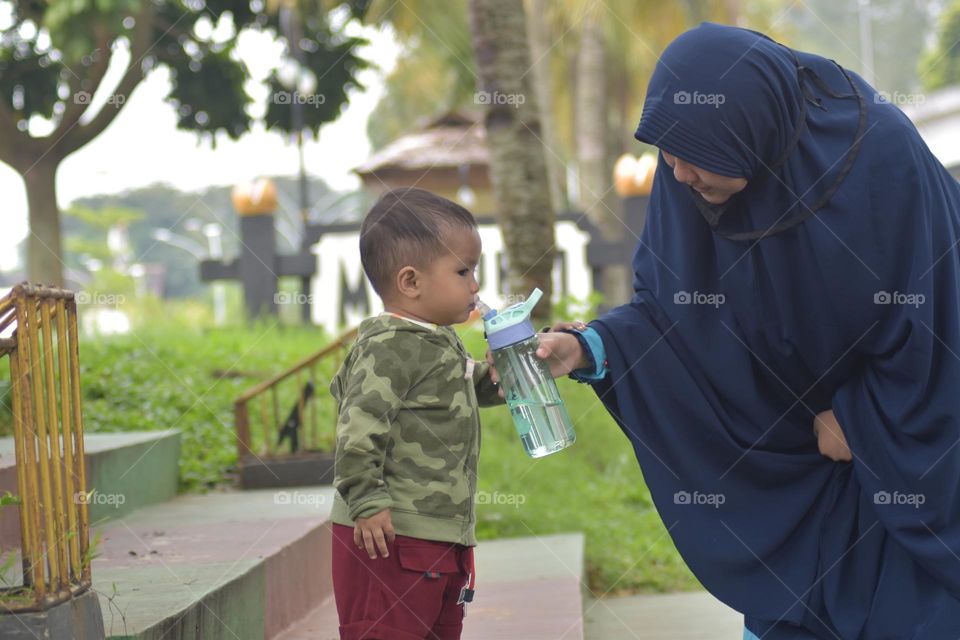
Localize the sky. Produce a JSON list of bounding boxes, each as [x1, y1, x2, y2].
[[0, 10, 401, 271]]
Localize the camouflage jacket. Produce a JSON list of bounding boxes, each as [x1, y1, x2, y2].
[[329, 314, 503, 546]]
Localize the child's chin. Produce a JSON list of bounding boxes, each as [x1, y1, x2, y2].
[[451, 311, 471, 325]]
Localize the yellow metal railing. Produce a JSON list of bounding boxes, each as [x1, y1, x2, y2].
[[234, 327, 356, 461], [0, 283, 90, 612]]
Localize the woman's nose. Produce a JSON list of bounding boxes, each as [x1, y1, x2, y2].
[[673, 160, 696, 185]]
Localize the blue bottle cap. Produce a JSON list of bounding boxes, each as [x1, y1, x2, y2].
[[483, 289, 542, 350]]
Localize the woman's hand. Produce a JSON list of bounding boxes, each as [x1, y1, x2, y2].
[[485, 320, 591, 388], [813, 410, 852, 462], [536, 321, 592, 377]]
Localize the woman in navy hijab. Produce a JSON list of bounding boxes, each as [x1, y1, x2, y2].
[[532, 23, 960, 639]]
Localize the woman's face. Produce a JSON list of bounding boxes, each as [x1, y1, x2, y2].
[[661, 150, 748, 205]]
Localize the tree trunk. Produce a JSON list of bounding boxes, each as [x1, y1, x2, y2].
[[469, 0, 555, 321], [575, 10, 631, 308], [525, 0, 565, 212], [23, 159, 65, 287]]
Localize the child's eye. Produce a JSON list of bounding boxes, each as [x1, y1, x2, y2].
[[458, 269, 469, 276]]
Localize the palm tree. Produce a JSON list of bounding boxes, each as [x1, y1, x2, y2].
[[468, 0, 555, 320]]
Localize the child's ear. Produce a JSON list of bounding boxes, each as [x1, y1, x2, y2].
[[395, 266, 420, 299]]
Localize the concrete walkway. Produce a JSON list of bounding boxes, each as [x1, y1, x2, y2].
[[584, 591, 744, 640]]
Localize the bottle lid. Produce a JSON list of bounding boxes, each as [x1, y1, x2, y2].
[[483, 288, 542, 350]]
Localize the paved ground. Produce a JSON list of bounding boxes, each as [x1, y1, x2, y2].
[[584, 591, 744, 640]]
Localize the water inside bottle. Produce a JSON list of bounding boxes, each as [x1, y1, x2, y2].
[[489, 329, 577, 459], [507, 399, 576, 458]]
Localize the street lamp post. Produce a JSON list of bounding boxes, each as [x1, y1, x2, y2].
[[203, 223, 227, 326]]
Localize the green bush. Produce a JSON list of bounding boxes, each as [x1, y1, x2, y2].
[[77, 318, 340, 490]]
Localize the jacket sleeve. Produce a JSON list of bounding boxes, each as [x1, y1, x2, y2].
[[333, 340, 411, 520], [472, 359, 505, 407]]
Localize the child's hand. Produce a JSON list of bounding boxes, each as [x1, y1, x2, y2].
[[483, 351, 506, 399], [353, 509, 396, 559], [813, 410, 852, 462]]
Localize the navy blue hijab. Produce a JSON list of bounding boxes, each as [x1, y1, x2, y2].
[[590, 23, 960, 638]]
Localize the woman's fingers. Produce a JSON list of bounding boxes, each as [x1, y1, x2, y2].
[[549, 321, 587, 332], [536, 341, 551, 358], [814, 410, 852, 462]]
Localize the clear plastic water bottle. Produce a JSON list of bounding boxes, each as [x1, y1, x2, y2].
[[479, 289, 576, 458]]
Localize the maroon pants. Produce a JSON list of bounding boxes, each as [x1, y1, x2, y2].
[[331, 524, 473, 640]]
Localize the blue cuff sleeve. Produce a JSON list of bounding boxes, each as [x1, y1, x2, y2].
[[568, 326, 608, 382]]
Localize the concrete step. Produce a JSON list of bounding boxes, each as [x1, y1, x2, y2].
[[91, 486, 334, 639], [583, 591, 743, 640], [0, 430, 181, 552], [277, 532, 586, 640]]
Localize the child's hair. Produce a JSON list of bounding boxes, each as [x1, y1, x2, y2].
[[360, 188, 478, 297]]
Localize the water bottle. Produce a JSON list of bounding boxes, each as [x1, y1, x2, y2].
[[479, 288, 576, 458]]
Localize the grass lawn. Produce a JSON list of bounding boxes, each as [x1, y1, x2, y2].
[[0, 313, 700, 595]]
